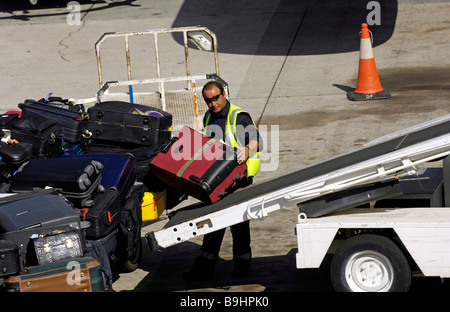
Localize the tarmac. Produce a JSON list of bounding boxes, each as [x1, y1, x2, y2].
[[1, 0, 450, 298]]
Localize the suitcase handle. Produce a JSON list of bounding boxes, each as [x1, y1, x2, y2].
[[161, 137, 179, 154], [218, 173, 245, 199], [218, 144, 238, 161], [19, 102, 88, 120]]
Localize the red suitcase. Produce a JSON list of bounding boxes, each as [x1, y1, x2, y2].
[[150, 126, 247, 204]]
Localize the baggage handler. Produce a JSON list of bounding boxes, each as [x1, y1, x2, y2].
[[184, 80, 263, 278]]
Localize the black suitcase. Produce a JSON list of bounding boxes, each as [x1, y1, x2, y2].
[[36, 95, 85, 112], [0, 240, 21, 278], [0, 113, 20, 127], [59, 153, 136, 206], [86, 101, 172, 146], [7, 114, 64, 158], [0, 142, 32, 175], [78, 187, 121, 239], [19, 98, 89, 144], [114, 187, 143, 272], [10, 158, 103, 207], [84, 138, 163, 187], [0, 160, 8, 184], [0, 190, 89, 271]]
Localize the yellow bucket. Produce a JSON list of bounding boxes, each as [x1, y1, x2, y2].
[[141, 189, 167, 222]]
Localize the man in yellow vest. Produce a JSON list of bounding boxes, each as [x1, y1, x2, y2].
[[184, 80, 263, 278]]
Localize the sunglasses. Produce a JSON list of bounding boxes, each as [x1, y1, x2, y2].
[[203, 93, 221, 104]]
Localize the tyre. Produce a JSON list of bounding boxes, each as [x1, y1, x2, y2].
[[111, 237, 142, 273], [330, 234, 411, 292], [121, 237, 142, 273]]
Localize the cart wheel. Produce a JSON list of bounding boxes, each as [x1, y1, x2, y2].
[[330, 234, 411, 292], [111, 237, 142, 273], [122, 237, 142, 273]]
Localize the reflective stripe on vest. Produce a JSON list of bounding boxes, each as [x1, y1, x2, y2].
[[204, 103, 260, 178]]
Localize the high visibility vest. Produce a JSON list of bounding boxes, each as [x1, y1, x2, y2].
[[204, 103, 261, 178]]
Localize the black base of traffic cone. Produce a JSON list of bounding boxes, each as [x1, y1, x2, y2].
[[347, 89, 391, 101]]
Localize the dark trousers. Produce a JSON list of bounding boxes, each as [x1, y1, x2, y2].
[[200, 220, 251, 260], [200, 177, 253, 260]]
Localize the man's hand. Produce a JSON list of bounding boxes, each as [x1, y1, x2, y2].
[[236, 140, 259, 165], [236, 146, 249, 164]]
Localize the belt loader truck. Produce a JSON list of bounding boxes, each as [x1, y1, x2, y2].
[[147, 114, 450, 292]]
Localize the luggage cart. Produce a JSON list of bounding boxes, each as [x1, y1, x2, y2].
[[94, 26, 227, 133], [146, 114, 450, 291]]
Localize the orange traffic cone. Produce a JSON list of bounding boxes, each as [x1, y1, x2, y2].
[[347, 23, 390, 101]]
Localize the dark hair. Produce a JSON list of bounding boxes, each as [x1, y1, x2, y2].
[[202, 80, 224, 96]]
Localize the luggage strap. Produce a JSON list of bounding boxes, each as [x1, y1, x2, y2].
[[176, 138, 217, 181]]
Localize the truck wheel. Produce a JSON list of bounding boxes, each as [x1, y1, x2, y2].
[[330, 234, 411, 292]]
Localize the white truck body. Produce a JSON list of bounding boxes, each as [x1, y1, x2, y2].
[[296, 208, 450, 278]]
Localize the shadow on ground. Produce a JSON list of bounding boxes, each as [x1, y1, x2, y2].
[[129, 240, 333, 292], [173, 0, 397, 55]]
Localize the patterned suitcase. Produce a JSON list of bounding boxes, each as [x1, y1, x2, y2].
[[150, 126, 247, 204], [32, 230, 84, 265], [5, 257, 106, 292]]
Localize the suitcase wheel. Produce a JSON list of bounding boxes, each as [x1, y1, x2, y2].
[[189, 175, 211, 192]]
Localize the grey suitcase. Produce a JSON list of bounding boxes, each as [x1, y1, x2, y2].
[[0, 190, 89, 271]]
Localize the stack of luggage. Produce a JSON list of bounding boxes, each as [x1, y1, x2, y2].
[[0, 97, 151, 292], [0, 189, 105, 292], [0, 94, 248, 292]]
